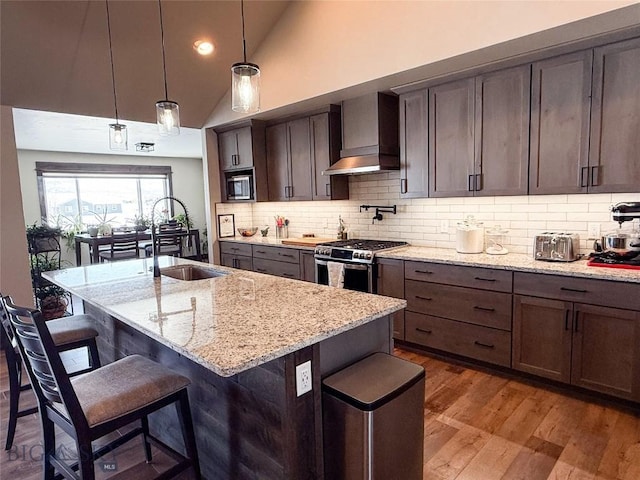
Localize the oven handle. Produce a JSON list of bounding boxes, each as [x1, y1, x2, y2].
[[314, 259, 369, 271]]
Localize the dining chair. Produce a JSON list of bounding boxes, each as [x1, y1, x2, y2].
[[155, 223, 184, 257], [0, 295, 100, 451], [3, 297, 201, 480], [98, 234, 139, 262]]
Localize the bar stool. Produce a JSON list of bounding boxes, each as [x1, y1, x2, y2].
[[0, 295, 101, 451], [3, 297, 201, 480]]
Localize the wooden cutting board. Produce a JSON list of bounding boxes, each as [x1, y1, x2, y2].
[[280, 237, 336, 247]]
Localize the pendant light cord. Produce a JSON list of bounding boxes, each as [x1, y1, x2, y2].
[[158, 0, 169, 100], [105, 0, 120, 123], [241, 0, 247, 63]]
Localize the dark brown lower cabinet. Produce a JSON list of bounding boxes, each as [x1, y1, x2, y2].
[[513, 295, 640, 402], [220, 253, 253, 271], [300, 251, 316, 283], [377, 258, 405, 340]]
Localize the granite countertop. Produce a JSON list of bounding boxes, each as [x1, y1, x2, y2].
[[378, 246, 640, 284], [44, 257, 405, 377]]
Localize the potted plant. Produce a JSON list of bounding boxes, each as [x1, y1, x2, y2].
[[133, 213, 151, 232], [90, 207, 116, 236], [26, 222, 62, 254], [173, 213, 193, 229]]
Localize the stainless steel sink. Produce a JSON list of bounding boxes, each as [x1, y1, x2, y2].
[[160, 265, 227, 281]]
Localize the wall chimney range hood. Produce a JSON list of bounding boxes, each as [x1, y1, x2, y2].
[[323, 92, 399, 176]]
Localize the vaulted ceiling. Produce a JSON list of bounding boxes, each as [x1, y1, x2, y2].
[[0, 0, 290, 128]]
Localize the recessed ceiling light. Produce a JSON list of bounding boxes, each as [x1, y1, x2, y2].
[[193, 40, 214, 56]]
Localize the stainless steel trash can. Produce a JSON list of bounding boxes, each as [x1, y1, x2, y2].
[[322, 352, 425, 480]]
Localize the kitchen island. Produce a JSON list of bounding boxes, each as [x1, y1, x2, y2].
[[44, 257, 405, 479]]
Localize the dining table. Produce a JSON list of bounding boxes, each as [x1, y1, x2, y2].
[[74, 229, 201, 266]]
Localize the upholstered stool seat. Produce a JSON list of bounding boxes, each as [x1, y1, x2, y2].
[[47, 314, 99, 346], [71, 354, 190, 427]]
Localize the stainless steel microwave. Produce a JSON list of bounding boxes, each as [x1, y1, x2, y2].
[[227, 174, 252, 201]]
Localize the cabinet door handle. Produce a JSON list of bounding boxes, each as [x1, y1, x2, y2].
[[416, 327, 432, 335], [400, 178, 407, 194], [325, 183, 331, 197], [580, 166, 589, 187], [473, 306, 495, 312], [474, 341, 495, 349], [590, 166, 600, 187], [414, 269, 433, 275], [564, 309, 570, 331], [474, 174, 482, 192], [474, 276, 496, 282], [289, 185, 294, 198], [468, 174, 474, 192], [560, 287, 587, 293], [232, 154, 239, 165], [415, 295, 432, 301]]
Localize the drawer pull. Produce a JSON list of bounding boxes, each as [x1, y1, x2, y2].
[[416, 328, 432, 335], [473, 306, 495, 312], [282, 273, 295, 278], [255, 268, 267, 273], [414, 270, 433, 275], [474, 277, 496, 282], [560, 287, 587, 293], [474, 341, 495, 349], [279, 253, 295, 258], [255, 250, 266, 254], [230, 247, 239, 251], [415, 295, 433, 301]]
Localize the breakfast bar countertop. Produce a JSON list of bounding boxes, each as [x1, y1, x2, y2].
[[378, 246, 640, 284], [43, 257, 405, 377]]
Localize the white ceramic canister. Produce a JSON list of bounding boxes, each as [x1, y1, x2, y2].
[[456, 216, 484, 253]]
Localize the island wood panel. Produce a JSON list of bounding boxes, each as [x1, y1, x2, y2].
[[86, 304, 323, 480]]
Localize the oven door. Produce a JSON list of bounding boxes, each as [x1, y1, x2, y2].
[[315, 258, 374, 293]]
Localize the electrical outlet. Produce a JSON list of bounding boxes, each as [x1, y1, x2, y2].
[[587, 223, 601, 240], [295, 360, 312, 397], [440, 220, 449, 234]]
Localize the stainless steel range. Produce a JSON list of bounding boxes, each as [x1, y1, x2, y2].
[[314, 239, 408, 293]]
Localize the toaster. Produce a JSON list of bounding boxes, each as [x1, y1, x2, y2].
[[534, 233, 580, 261]]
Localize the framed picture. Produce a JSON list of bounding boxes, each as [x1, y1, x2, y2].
[[217, 214, 235, 238]]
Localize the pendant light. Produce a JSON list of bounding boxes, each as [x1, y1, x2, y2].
[[156, 0, 180, 135], [231, 0, 260, 113], [105, 0, 127, 151]]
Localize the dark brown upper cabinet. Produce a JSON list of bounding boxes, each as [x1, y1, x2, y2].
[[474, 65, 530, 196], [309, 110, 348, 200], [529, 51, 593, 195], [428, 66, 530, 198], [399, 90, 429, 198], [214, 120, 267, 202], [428, 78, 476, 197], [588, 37, 640, 193], [267, 107, 348, 202], [267, 118, 313, 201]]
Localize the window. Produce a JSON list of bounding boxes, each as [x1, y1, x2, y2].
[[36, 162, 173, 229]]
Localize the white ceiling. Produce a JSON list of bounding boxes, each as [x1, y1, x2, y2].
[[12, 108, 203, 158]]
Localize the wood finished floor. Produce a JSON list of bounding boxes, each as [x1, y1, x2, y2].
[[1, 347, 639, 479]]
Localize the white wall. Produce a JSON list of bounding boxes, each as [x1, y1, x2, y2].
[[206, 1, 638, 126], [1, 106, 35, 306], [216, 173, 640, 257], [17, 150, 206, 265]]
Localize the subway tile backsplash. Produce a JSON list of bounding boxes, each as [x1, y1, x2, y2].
[[216, 171, 640, 256]]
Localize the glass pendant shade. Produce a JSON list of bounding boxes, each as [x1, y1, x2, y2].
[[109, 123, 128, 151], [231, 62, 260, 113], [156, 100, 180, 136]]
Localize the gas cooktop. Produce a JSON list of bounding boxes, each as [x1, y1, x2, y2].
[[587, 251, 640, 270], [314, 239, 408, 264]]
